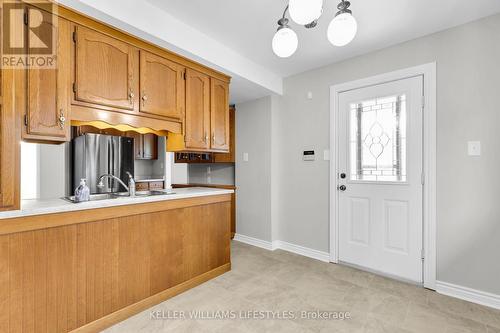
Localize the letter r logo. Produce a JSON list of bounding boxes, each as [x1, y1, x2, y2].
[[3, 1, 54, 55]]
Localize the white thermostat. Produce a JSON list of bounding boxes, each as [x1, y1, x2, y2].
[[303, 150, 315, 161]]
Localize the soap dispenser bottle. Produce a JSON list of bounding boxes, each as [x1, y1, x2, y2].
[[74, 178, 90, 202]]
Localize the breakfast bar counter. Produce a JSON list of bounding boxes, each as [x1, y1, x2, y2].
[[0, 188, 232, 332]]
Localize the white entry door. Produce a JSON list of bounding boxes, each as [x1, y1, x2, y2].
[[337, 76, 423, 283]]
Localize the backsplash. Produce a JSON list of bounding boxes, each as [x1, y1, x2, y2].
[[187, 163, 235, 185]]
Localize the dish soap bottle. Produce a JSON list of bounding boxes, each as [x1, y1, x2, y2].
[[74, 178, 90, 202]]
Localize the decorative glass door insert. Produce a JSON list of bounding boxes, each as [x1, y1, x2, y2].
[[349, 94, 407, 182]]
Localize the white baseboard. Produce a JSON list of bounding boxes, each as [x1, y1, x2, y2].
[[233, 234, 274, 251], [233, 234, 330, 263], [436, 281, 500, 310], [273, 240, 330, 262]]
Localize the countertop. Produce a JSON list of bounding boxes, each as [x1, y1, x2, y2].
[[0, 187, 233, 220], [173, 183, 236, 190]]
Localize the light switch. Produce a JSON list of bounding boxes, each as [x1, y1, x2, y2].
[[307, 92, 313, 100], [323, 150, 330, 161], [468, 141, 481, 156], [243, 153, 249, 162]]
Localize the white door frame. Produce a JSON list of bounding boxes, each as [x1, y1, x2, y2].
[[329, 63, 437, 290]]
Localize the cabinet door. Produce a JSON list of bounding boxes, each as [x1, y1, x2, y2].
[[140, 51, 184, 120], [126, 131, 143, 159], [210, 78, 229, 151], [185, 69, 210, 150], [142, 133, 158, 160], [25, 11, 71, 141], [74, 26, 139, 111], [213, 106, 235, 162]]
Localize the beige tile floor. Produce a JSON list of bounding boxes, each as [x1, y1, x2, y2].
[[104, 241, 500, 333]]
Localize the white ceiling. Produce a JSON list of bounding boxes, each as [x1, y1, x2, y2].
[[60, 0, 500, 103], [147, 0, 500, 79]]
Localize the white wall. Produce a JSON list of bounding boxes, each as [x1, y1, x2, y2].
[[237, 14, 500, 296], [21, 143, 69, 200]]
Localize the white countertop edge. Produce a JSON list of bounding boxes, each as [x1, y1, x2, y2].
[[0, 187, 234, 220], [135, 178, 165, 183]]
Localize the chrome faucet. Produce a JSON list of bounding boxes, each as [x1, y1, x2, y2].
[[97, 172, 136, 197]]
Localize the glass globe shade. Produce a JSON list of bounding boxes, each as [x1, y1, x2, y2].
[[289, 0, 323, 26], [327, 12, 358, 47], [272, 27, 298, 58]]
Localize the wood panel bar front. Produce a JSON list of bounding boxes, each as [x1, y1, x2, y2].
[[0, 195, 231, 333]]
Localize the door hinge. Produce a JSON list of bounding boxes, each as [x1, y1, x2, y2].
[[183, 71, 187, 80], [421, 249, 425, 261], [421, 95, 426, 110], [23, 11, 28, 26], [421, 172, 425, 185], [72, 31, 77, 43], [24, 114, 28, 126], [73, 83, 77, 93]]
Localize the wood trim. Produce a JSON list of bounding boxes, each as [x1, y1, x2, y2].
[[71, 263, 231, 333], [0, 9, 22, 210], [71, 105, 182, 134], [0, 194, 232, 236], [41, 2, 230, 83]]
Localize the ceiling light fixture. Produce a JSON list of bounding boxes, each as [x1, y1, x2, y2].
[[327, 0, 358, 47], [288, 0, 323, 26], [272, 0, 358, 58], [272, 6, 299, 58]]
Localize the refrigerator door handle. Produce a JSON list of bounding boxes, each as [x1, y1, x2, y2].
[[107, 141, 112, 189]]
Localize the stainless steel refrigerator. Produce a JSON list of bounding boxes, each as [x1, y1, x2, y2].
[[73, 134, 134, 194]]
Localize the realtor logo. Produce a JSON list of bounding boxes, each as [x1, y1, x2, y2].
[[2, 1, 57, 68]]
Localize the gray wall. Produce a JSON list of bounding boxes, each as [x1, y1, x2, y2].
[[237, 14, 500, 295], [188, 164, 235, 185], [283, 14, 500, 294], [235, 96, 273, 242]]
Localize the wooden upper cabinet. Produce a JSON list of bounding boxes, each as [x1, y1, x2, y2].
[[142, 133, 158, 160], [185, 69, 210, 150], [139, 51, 184, 120], [210, 78, 230, 151], [213, 106, 235, 162], [25, 11, 71, 141], [74, 26, 139, 112], [127, 131, 158, 160]]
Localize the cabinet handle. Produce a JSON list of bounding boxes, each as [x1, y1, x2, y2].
[[129, 89, 135, 104], [142, 92, 148, 107], [204, 132, 208, 143], [212, 133, 215, 144], [58, 109, 66, 129]]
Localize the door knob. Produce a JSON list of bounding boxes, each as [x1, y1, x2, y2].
[[338, 185, 347, 191], [340, 173, 346, 179]]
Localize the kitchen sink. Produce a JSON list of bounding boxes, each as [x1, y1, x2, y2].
[[63, 190, 176, 203], [134, 190, 174, 196]]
